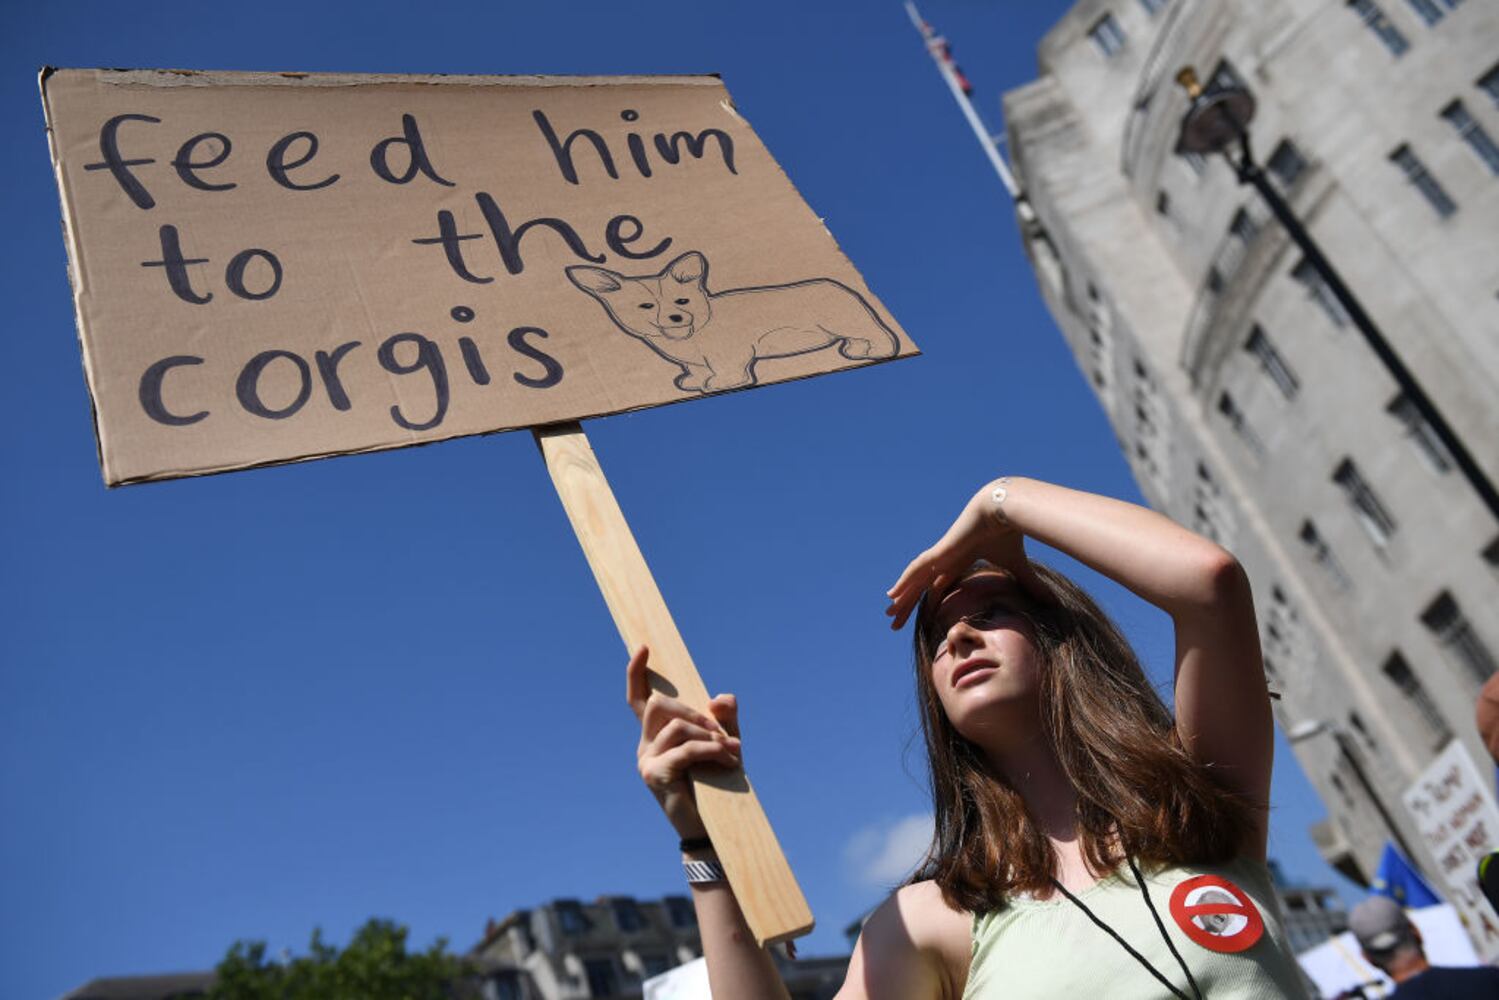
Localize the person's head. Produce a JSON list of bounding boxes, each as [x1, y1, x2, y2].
[[908, 560, 1256, 912], [1349, 896, 1426, 980]]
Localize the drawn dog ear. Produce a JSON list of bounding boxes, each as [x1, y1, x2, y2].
[[566, 265, 624, 297], [663, 251, 708, 287]]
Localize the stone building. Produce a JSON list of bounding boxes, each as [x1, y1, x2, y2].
[[472, 895, 704, 999], [471, 895, 846, 999], [1002, 0, 1499, 944], [1268, 860, 1351, 956]]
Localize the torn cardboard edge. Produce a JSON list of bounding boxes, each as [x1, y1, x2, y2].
[[40, 66, 728, 90]]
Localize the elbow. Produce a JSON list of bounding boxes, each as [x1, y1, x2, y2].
[[1177, 546, 1250, 613]]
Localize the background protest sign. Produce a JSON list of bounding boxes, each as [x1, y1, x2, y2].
[[41, 69, 917, 486], [1403, 741, 1499, 962]]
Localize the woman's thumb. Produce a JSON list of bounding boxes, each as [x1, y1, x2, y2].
[[709, 693, 740, 738]]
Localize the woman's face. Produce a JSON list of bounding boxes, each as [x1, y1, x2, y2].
[[926, 569, 1045, 745]]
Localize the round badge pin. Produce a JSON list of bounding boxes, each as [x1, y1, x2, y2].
[[1168, 874, 1265, 953]]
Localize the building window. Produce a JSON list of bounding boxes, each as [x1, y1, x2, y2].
[[1348, 710, 1378, 752], [1267, 139, 1308, 189], [1480, 64, 1499, 109], [1217, 391, 1265, 458], [610, 898, 645, 933], [1299, 519, 1352, 592], [1089, 13, 1127, 57], [640, 952, 672, 977], [1347, 0, 1410, 55], [1483, 535, 1499, 574], [1382, 650, 1452, 749], [1205, 265, 1225, 294], [664, 896, 696, 929], [1329, 771, 1352, 807], [1386, 392, 1453, 473], [1192, 462, 1233, 544], [1156, 190, 1171, 216], [1244, 326, 1299, 400], [1404, 0, 1465, 25], [1441, 100, 1499, 175], [1086, 285, 1115, 395], [583, 958, 619, 997], [1404, 0, 1444, 25], [1291, 258, 1351, 328], [1421, 590, 1498, 683], [1390, 144, 1458, 217], [1131, 359, 1171, 493], [1333, 458, 1397, 547], [1140, 0, 1169, 14], [556, 901, 589, 934], [1264, 584, 1314, 675], [490, 971, 526, 1000], [1228, 206, 1260, 244]]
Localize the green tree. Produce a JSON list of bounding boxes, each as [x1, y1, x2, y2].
[[209, 918, 481, 1000]]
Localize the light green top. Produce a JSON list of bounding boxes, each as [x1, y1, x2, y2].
[[963, 856, 1310, 999]]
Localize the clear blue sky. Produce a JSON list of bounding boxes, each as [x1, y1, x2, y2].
[[1, 3, 1344, 997]]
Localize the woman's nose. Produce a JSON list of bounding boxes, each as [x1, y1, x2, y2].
[[946, 617, 982, 652]]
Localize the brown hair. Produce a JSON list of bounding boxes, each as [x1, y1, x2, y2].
[[906, 561, 1256, 914]]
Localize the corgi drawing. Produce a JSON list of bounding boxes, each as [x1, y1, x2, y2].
[[565, 250, 900, 393]]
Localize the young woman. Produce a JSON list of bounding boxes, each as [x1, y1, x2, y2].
[[626, 476, 1310, 998]]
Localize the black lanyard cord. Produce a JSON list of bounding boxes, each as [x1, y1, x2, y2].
[[1049, 859, 1204, 1000], [1127, 857, 1206, 1000]]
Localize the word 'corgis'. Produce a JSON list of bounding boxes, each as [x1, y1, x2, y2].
[[566, 251, 900, 392]]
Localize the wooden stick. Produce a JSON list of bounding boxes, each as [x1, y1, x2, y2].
[[533, 421, 814, 946]]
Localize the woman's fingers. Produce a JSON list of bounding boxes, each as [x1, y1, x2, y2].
[[641, 739, 742, 790], [645, 717, 726, 758], [641, 690, 722, 743], [887, 548, 938, 599]]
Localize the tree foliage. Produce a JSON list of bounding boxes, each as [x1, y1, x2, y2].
[[208, 918, 480, 1000]]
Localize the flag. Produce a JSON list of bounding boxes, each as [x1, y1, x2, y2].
[[1371, 843, 1442, 908]]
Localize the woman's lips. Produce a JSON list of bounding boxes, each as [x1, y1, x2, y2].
[[952, 659, 999, 688]]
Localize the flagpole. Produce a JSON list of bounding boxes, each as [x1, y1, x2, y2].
[[904, 1, 1025, 206]]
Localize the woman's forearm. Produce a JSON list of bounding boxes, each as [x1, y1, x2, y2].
[[997, 477, 1238, 615], [685, 850, 793, 1000]]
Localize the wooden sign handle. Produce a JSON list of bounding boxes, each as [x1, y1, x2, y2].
[[532, 421, 814, 946]]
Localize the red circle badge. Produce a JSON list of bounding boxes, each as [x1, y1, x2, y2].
[[1167, 874, 1265, 953]]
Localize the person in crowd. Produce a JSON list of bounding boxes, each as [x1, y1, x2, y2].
[[1349, 895, 1499, 997], [627, 476, 1311, 997]]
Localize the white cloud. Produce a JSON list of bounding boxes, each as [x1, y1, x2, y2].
[[844, 813, 934, 887]]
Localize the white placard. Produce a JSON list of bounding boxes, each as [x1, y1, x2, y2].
[[1403, 740, 1499, 962]]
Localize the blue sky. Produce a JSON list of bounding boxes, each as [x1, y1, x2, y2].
[[2, 2, 1344, 996]]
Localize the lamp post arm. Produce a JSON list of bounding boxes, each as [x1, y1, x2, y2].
[[1333, 731, 1424, 877], [1228, 140, 1499, 525]]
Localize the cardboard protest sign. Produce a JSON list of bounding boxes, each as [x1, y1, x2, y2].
[[41, 69, 917, 485]]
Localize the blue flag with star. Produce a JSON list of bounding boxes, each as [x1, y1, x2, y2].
[[1372, 843, 1442, 908]]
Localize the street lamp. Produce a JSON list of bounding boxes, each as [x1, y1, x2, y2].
[[1287, 718, 1422, 876], [1173, 67, 1499, 526]]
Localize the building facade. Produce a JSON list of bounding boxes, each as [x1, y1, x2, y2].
[[473, 895, 704, 999], [472, 895, 845, 1000], [1003, 0, 1499, 952], [1267, 859, 1351, 955]]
